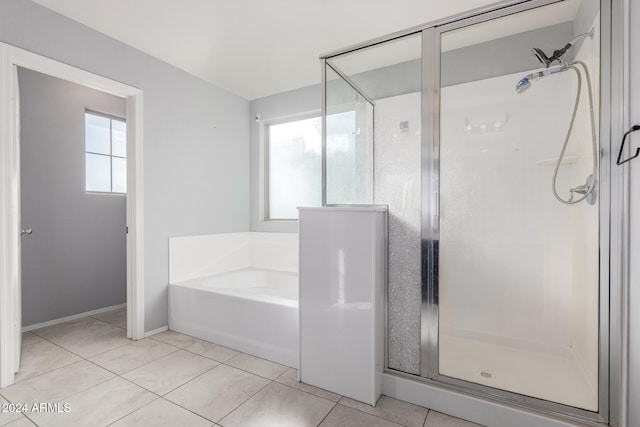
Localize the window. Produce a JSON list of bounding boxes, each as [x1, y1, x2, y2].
[[85, 112, 126, 193], [266, 116, 322, 220]]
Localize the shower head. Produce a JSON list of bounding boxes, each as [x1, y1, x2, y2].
[[531, 43, 572, 68], [531, 28, 595, 68], [532, 47, 553, 68]]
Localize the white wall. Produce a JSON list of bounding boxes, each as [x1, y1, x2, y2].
[[569, 12, 600, 395], [438, 68, 598, 359], [0, 0, 250, 331]]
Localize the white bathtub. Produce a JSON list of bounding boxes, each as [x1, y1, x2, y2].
[[168, 233, 299, 368]]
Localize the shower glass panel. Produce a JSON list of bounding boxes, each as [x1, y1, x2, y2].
[[324, 66, 374, 205], [437, 0, 600, 412], [325, 33, 423, 373]]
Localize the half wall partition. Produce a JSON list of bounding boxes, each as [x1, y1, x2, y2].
[[321, 0, 611, 424]]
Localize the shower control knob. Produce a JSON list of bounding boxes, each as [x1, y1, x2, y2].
[[21, 228, 33, 236]]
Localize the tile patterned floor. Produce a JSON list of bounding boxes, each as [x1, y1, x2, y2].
[[1, 307, 485, 427]]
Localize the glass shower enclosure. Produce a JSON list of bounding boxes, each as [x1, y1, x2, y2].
[[322, 0, 607, 424]]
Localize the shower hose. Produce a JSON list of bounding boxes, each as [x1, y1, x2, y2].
[[551, 60, 598, 205]]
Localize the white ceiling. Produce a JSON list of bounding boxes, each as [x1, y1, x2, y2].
[[32, 0, 501, 100]]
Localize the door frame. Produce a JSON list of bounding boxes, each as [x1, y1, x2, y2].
[[0, 42, 145, 387]]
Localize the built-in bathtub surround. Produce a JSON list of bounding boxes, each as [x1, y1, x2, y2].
[[168, 232, 298, 367]]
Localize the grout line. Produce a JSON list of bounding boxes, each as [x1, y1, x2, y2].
[[86, 346, 183, 378], [103, 396, 162, 427], [152, 360, 221, 397], [21, 410, 40, 427], [116, 374, 165, 397], [180, 344, 240, 364], [157, 396, 215, 424], [315, 401, 339, 426], [29, 321, 131, 361], [10, 340, 85, 384], [273, 375, 342, 404], [423, 409, 431, 427], [333, 402, 410, 427], [152, 363, 252, 425], [221, 363, 288, 382], [160, 394, 219, 424], [215, 377, 273, 426]]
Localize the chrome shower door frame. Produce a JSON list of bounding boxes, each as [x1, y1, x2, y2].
[[321, 60, 376, 207], [420, 0, 617, 425]]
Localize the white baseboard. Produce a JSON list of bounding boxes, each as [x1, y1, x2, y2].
[[22, 303, 126, 332], [145, 326, 168, 338]]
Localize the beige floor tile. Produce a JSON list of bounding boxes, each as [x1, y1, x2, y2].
[[339, 395, 429, 427], [32, 317, 112, 342], [91, 307, 127, 329], [3, 418, 36, 427], [226, 352, 288, 380], [109, 398, 212, 427], [424, 411, 485, 427], [2, 360, 114, 408], [150, 330, 199, 348], [33, 317, 129, 358], [165, 364, 269, 422], [29, 377, 156, 427], [14, 333, 81, 383], [275, 368, 341, 402], [20, 332, 40, 346], [123, 349, 218, 395], [320, 404, 405, 427], [89, 338, 177, 375], [220, 381, 335, 427], [0, 397, 23, 426], [184, 339, 239, 362]]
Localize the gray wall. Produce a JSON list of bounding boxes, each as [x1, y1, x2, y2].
[[250, 84, 320, 233], [628, 0, 640, 424], [19, 68, 126, 326], [0, 0, 250, 331]]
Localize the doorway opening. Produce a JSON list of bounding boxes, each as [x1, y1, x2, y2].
[[0, 42, 145, 387]]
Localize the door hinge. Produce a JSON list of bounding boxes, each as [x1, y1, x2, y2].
[[126, 226, 129, 234]]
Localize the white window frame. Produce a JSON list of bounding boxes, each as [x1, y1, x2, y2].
[[85, 110, 127, 194], [262, 112, 322, 222]]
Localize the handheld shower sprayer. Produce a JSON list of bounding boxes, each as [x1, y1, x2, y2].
[[531, 28, 595, 68], [515, 64, 567, 93]]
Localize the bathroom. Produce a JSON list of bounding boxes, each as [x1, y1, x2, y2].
[[0, 0, 639, 426]]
